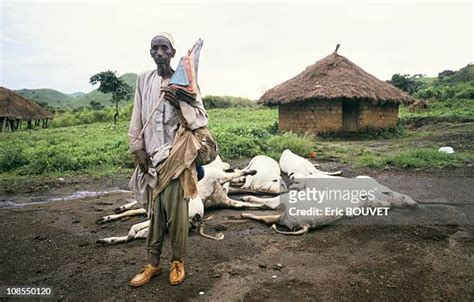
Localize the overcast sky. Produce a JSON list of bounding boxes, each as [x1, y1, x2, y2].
[[1, 1, 472, 99]]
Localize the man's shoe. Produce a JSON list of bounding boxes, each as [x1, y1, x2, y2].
[[129, 264, 162, 287], [169, 260, 185, 285]]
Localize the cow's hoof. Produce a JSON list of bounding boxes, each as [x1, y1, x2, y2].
[[114, 207, 125, 214], [95, 218, 106, 225]]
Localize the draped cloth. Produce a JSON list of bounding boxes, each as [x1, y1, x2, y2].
[[152, 126, 202, 202]]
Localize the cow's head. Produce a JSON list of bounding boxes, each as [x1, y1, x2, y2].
[[264, 177, 288, 193], [204, 155, 230, 171]]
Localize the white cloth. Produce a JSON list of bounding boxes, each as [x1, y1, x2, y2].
[[152, 32, 175, 49], [128, 143, 172, 218], [128, 69, 208, 155]]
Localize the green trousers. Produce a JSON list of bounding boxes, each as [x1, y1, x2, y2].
[[146, 178, 189, 264]]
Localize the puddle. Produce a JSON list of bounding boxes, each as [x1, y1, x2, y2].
[[0, 190, 132, 209]]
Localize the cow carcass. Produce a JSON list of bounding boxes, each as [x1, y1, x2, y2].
[[228, 155, 288, 195], [96, 157, 278, 244], [241, 150, 418, 235]]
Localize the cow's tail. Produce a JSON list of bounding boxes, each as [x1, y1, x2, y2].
[[271, 224, 309, 235], [198, 224, 225, 241]]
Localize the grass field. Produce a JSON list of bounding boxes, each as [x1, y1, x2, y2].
[[0, 108, 314, 181], [1, 104, 473, 188]]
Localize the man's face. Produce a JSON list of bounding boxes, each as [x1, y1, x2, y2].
[[150, 36, 175, 67]]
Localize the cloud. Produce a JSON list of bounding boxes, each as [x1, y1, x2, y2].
[[1, 1, 472, 98]]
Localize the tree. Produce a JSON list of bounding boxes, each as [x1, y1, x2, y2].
[[89, 101, 104, 110], [438, 70, 456, 80], [89, 70, 132, 124], [387, 73, 424, 95]]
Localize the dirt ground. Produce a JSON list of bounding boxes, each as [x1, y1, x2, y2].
[[0, 164, 473, 301]]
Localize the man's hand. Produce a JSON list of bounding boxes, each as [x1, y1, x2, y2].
[[133, 149, 152, 173], [161, 86, 179, 108]]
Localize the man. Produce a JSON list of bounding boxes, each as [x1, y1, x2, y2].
[[128, 33, 208, 286]]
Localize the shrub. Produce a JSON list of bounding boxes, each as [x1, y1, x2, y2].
[[203, 95, 257, 109], [0, 144, 30, 172], [265, 133, 315, 160]]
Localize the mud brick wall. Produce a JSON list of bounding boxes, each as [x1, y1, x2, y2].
[[278, 100, 343, 134], [278, 99, 400, 134], [358, 102, 399, 129]]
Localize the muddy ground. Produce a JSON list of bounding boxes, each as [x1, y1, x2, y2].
[[0, 164, 473, 301]]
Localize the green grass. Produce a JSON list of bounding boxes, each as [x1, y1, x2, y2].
[[0, 108, 316, 178], [356, 148, 473, 169], [1, 106, 472, 185], [0, 123, 133, 175]]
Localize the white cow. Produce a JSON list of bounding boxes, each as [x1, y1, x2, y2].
[[241, 178, 418, 235], [241, 151, 418, 235], [279, 149, 342, 182], [241, 150, 341, 205], [229, 155, 287, 195]]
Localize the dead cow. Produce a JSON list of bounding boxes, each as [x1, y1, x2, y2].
[[242, 176, 418, 235], [229, 155, 287, 195], [279, 149, 342, 182], [96, 157, 277, 244], [241, 149, 341, 206]]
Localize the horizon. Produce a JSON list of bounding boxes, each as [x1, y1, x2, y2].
[[6, 62, 473, 99], [1, 1, 472, 99]]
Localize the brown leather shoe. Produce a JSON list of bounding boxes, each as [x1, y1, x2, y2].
[[129, 264, 162, 287], [169, 260, 185, 285]]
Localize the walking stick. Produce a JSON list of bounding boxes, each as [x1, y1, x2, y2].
[[138, 92, 165, 138]]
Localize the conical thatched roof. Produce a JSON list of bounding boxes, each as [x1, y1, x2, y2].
[[0, 87, 53, 120], [259, 52, 413, 105]]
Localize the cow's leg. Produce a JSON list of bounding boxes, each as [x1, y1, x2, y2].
[[217, 169, 257, 185], [114, 200, 138, 213], [96, 221, 149, 245], [126, 220, 150, 240], [223, 196, 268, 209], [96, 235, 129, 245], [241, 175, 254, 189], [241, 195, 280, 209], [227, 187, 280, 196], [241, 213, 281, 224], [96, 208, 147, 224], [207, 182, 269, 209], [96, 226, 148, 245], [241, 195, 277, 203]]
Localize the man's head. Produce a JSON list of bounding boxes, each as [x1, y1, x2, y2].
[[150, 33, 176, 68]]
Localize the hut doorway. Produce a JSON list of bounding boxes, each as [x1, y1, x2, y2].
[[342, 100, 359, 131]]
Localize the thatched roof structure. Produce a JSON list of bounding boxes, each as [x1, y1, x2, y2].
[[0, 87, 53, 120], [259, 51, 413, 105]]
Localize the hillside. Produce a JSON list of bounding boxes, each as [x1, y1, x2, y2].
[[70, 92, 86, 98], [69, 73, 137, 109], [15, 88, 74, 108], [14, 73, 137, 110]]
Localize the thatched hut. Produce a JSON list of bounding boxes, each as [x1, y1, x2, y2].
[[259, 48, 413, 134], [0, 87, 53, 131]]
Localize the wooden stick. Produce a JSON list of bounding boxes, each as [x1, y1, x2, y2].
[[138, 92, 165, 138]]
